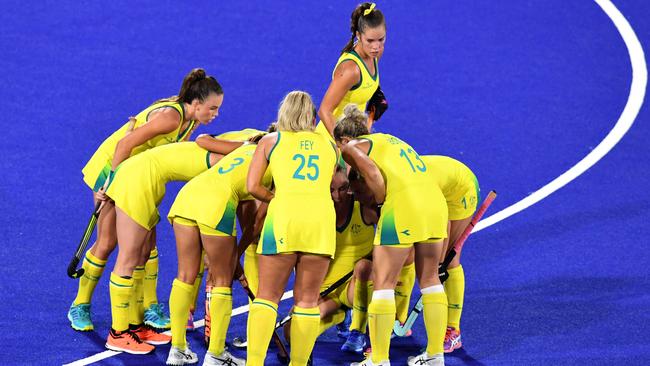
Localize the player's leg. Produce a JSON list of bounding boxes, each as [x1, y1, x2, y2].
[[395, 248, 416, 327], [143, 228, 172, 330], [165, 218, 203, 365], [106, 208, 155, 354], [201, 232, 245, 366], [290, 253, 331, 366], [407, 240, 446, 366], [342, 258, 373, 353], [68, 194, 116, 331], [247, 253, 296, 366], [353, 246, 409, 365]]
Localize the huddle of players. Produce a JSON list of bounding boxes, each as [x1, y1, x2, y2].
[[67, 3, 479, 366]]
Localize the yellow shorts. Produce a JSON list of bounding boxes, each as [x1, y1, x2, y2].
[[447, 173, 480, 221], [172, 217, 231, 237], [325, 280, 353, 308]]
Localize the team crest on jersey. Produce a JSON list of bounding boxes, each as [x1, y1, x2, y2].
[[351, 223, 362, 234]]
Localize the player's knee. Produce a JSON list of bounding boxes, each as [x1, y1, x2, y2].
[[354, 259, 373, 281]]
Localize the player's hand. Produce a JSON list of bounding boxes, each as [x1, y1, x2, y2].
[[96, 187, 109, 202]]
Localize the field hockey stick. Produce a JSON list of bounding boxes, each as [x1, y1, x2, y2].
[[393, 190, 497, 336], [67, 201, 103, 279]]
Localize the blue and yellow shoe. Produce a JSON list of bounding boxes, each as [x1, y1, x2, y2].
[[144, 303, 171, 329], [337, 309, 352, 339], [68, 302, 94, 331], [341, 330, 367, 354]]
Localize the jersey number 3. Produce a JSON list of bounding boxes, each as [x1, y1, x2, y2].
[[292, 154, 319, 180]]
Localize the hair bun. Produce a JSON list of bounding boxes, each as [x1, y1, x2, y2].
[[188, 68, 206, 81], [343, 103, 366, 123]]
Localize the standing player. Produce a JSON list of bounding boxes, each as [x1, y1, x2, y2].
[[165, 130, 271, 366], [68, 69, 223, 331], [335, 105, 448, 366], [318, 2, 386, 137], [246, 91, 338, 366]]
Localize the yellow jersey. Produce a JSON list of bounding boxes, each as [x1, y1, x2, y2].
[[332, 51, 379, 119], [106, 142, 210, 230], [213, 128, 264, 141], [167, 143, 273, 234], [258, 131, 338, 256], [322, 199, 375, 289], [359, 133, 448, 244], [82, 100, 196, 191], [422, 155, 480, 220]]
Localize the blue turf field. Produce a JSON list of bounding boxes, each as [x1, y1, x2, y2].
[[0, 1, 649, 365]]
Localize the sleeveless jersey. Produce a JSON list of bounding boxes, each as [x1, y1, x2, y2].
[[322, 199, 375, 289], [82, 100, 196, 191], [167, 143, 273, 234], [106, 142, 210, 230], [359, 133, 448, 244], [422, 155, 480, 220], [259, 131, 338, 256], [331, 50, 380, 119]]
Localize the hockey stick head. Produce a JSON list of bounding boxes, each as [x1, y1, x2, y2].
[[67, 258, 85, 278]]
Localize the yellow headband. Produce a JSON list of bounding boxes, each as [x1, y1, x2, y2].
[[363, 3, 376, 16]]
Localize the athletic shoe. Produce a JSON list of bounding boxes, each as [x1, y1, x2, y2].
[[407, 351, 444, 366], [187, 310, 195, 332], [350, 354, 390, 366], [166, 346, 198, 365], [202, 350, 245, 366], [337, 309, 352, 338], [144, 303, 171, 329], [68, 303, 94, 331], [232, 336, 247, 349], [341, 330, 367, 354], [105, 328, 154, 354], [443, 327, 462, 353], [130, 323, 172, 345]]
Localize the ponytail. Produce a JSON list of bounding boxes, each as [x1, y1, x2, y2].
[[342, 2, 386, 53]]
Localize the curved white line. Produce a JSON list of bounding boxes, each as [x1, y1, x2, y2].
[[64, 1, 646, 365], [474, 0, 647, 232]]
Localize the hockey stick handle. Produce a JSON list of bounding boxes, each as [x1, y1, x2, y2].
[[67, 201, 103, 279], [320, 269, 354, 298]]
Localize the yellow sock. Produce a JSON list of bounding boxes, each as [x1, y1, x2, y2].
[[422, 287, 448, 355], [350, 280, 371, 333], [109, 272, 133, 332], [368, 293, 395, 363], [169, 278, 194, 349], [290, 306, 320, 366], [444, 265, 465, 329], [247, 299, 278, 366], [73, 251, 107, 305], [143, 247, 159, 308], [319, 308, 345, 335], [208, 287, 232, 355], [128, 266, 145, 325], [190, 270, 204, 314], [244, 244, 259, 299], [395, 262, 416, 324]]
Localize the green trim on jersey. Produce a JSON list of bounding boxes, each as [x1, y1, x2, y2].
[[261, 215, 277, 254], [267, 132, 281, 161], [379, 209, 400, 244], [215, 200, 237, 236]]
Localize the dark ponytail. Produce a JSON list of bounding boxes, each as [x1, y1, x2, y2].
[[342, 2, 386, 53], [154, 68, 223, 105], [177, 68, 223, 104]]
